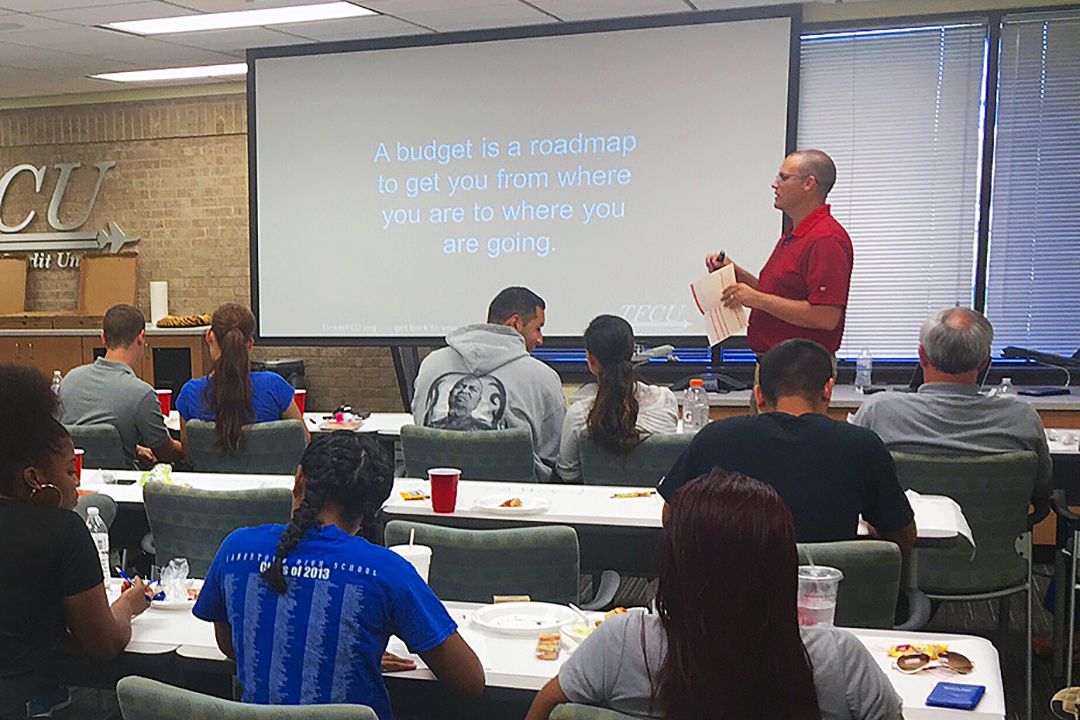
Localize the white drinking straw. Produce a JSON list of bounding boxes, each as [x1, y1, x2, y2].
[[409, 528, 415, 547]]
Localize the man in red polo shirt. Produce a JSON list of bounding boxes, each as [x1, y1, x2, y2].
[[706, 149, 853, 355]]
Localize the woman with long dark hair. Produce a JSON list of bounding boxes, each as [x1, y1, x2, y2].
[[556, 315, 677, 482], [0, 364, 150, 719], [526, 469, 902, 720], [193, 431, 484, 716], [176, 303, 308, 455]]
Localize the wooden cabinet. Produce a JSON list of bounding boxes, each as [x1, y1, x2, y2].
[[0, 328, 209, 389], [0, 336, 83, 373]]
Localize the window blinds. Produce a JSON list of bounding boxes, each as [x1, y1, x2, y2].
[[798, 23, 987, 359], [985, 11, 1080, 356]]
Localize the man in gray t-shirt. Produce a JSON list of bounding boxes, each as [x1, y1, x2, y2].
[[853, 307, 1052, 506], [60, 304, 182, 468]]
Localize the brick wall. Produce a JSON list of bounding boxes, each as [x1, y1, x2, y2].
[[0, 93, 403, 411]]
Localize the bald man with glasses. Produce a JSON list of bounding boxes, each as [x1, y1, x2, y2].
[[706, 149, 853, 357]]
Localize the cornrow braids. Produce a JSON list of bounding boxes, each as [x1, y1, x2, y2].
[[260, 431, 394, 594]]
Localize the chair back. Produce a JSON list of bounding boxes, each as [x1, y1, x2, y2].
[[384, 520, 579, 604], [400, 425, 535, 482], [116, 676, 377, 720], [143, 482, 292, 576], [892, 451, 1037, 595], [580, 432, 692, 487], [797, 540, 901, 629], [66, 423, 131, 469], [550, 704, 641, 720], [186, 419, 306, 474], [75, 493, 119, 529]]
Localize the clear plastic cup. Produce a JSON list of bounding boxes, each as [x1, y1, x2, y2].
[[797, 565, 843, 626], [389, 544, 432, 583]]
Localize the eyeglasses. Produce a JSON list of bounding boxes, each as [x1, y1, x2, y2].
[[775, 172, 809, 183], [895, 650, 973, 675]]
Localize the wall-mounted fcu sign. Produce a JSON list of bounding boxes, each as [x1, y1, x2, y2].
[[0, 161, 138, 270]]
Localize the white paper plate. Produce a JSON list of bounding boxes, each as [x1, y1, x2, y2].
[[471, 602, 576, 636], [151, 579, 202, 611], [472, 495, 549, 515]]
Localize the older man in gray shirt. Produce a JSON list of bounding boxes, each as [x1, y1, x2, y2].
[[852, 307, 1052, 505], [61, 304, 183, 468]]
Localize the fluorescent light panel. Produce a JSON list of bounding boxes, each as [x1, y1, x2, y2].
[[103, 2, 374, 36], [92, 63, 248, 83]]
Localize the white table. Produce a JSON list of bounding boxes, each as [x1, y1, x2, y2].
[[164, 411, 415, 438], [117, 598, 1003, 719], [1048, 428, 1080, 455], [80, 469, 294, 504]]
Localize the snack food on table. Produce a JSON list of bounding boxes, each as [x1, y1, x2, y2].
[[888, 643, 948, 659], [500, 498, 523, 508], [536, 633, 561, 661], [156, 313, 212, 328], [400, 491, 429, 501], [610, 491, 657, 499]]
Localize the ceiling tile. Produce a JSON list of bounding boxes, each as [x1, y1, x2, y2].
[[166, 0, 358, 11], [9, 26, 240, 65], [0, 0, 141, 11], [0, 11, 80, 32], [529, 0, 690, 22], [35, 1, 198, 25], [369, 2, 554, 32], [163, 25, 311, 53], [277, 13, 428, 41], [0, 41, 140, 75]]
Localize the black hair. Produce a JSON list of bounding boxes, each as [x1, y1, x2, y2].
[[584, 315, 641, 455], [103, 303, 145, 349], [757, 339, 835, 407], [487, 286, 545, 324], [0, 364, 71, 495], [261, 431, 394, 594]]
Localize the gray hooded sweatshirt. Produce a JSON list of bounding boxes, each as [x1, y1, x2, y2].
[[411, 323, 566, 482]]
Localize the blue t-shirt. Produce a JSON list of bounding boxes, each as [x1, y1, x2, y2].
[[193, 524, 456, 718], [176, 371, 295, 424]]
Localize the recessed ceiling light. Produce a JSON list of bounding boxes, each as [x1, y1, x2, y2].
[[102, 2, 375, 36], [91, 63, 248, 83]]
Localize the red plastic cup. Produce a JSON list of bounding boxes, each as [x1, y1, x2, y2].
[[155, 389, 172, 416], [294, 389, 307, 414], [429, 468, 460, 514], [74, 449, 84, 480]]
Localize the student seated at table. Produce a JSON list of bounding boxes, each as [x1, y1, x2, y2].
[[0, 364, 151, 720], [526, 469, 903, 720], [60, 303, 183, 468], [556, 314, 677, 482], [176, 303, 308, 456], [193, 431, 484, 716], [659, 339, 916, 554]]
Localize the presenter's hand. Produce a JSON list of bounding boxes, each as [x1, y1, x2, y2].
[[705, 252, 731, 273], [721, 283, 760, 310], [382, 651, 418, 673]]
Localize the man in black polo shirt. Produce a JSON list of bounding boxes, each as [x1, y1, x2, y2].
[[659, 339, 916, 553]]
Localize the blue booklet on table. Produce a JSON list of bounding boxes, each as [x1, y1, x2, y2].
[[926, 682, 986, 710]]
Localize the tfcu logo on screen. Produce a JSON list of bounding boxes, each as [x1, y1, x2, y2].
[[0, 161, 138, 270], [620, 304, 692, 331]]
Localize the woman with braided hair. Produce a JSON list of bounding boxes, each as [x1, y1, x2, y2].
[[193, 431, 484, 715]]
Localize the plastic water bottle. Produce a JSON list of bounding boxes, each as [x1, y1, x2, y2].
[[994, 377, 1015, 398], [51, 370, 63, 419], [855, 349, 873, 393], [681, 378, 710, 433], [86, 507, 111, 581]]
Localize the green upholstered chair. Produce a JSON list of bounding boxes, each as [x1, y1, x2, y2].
[[186, 419, 306, 474], [143, 482, 292, 577], [116, 676, 377, 720], [66, 423, 131, 469], [892, 450, 1038, 719], [384, 520, 618, 610], [796, 540, 901, 630], [550, 704, 641, 720], [579, 432, 693, 487], [400, 425, 535, 482]]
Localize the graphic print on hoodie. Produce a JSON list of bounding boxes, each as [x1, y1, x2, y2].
[[410, 324, 567, 481]]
